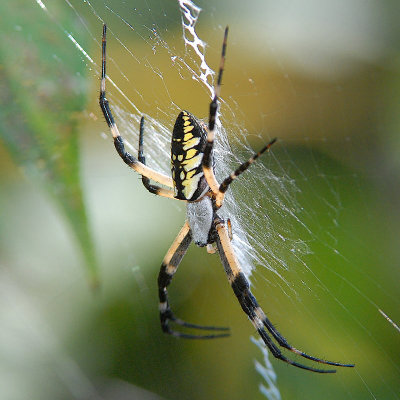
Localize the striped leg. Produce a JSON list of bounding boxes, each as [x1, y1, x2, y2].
[[201, 27, 277, 207], [99, 24, 173, 188], [158, 221, 230, 339], [214, 218, 354, 373], [138, 117, 176, 199], [202, 26, 228, 197], [217, 138, 277, 198]]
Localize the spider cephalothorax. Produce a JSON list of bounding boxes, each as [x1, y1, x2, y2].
[[99, 23, 354, 373]]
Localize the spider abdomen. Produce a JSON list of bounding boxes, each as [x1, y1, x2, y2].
[[171, 111, 209, 201]]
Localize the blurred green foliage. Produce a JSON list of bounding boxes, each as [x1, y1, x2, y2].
[[0, 1, 98, 286]]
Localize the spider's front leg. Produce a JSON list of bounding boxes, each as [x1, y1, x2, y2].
[[158, 221, 230, 339], [214, 217, 354, 373]]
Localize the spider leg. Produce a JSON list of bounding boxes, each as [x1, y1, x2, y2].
[[138, 116, 176, 199], [200, 27, 278, 207], [158, 221, 230, 339], [227, 218, 233, 241], [99, 24, 173, 188], [218, 138, 277, 198], [214, 218, 354, 373], [202, 26, 228, 197]]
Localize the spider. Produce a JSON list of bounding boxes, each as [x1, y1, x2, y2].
[[99, 24, 354, 373]]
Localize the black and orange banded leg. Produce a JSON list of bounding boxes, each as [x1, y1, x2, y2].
[[214, 218, 355, 373], [138, 117, 176, 199], [99, 24, 173, 188], [218, 138, 277, 196], [158, 221, 230, 339], [201, 26, 277, 207], [202, 26, 229, 196]]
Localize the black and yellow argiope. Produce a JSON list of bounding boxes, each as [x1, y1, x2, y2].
[[99, 24, 354, 373]]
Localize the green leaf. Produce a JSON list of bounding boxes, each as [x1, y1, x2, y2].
[[0, 1, 98, 287]]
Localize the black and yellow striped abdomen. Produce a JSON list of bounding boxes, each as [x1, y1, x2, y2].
[[171, 111, 209, 201]]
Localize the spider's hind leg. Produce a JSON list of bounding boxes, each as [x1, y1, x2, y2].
[[218, 138, 277, 196], [158, 221, 230, 339], [99, 24, 173, 188], [138, 116, 175, 199]]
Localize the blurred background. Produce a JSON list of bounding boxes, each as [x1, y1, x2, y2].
[[0, 0, 399, 399]]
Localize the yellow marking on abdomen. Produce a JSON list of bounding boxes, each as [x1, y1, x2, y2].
[[183, 137, 200, 150], [186, 169, 196, 179], [182, 173, 202, 198], [182, 154, 202, 170], [183, 132, 193, 141], [185, 148, 197, 159], [184, 125, 194, 133]]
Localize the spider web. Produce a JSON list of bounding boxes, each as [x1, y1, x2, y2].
[[2, 0, 399, 399]]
